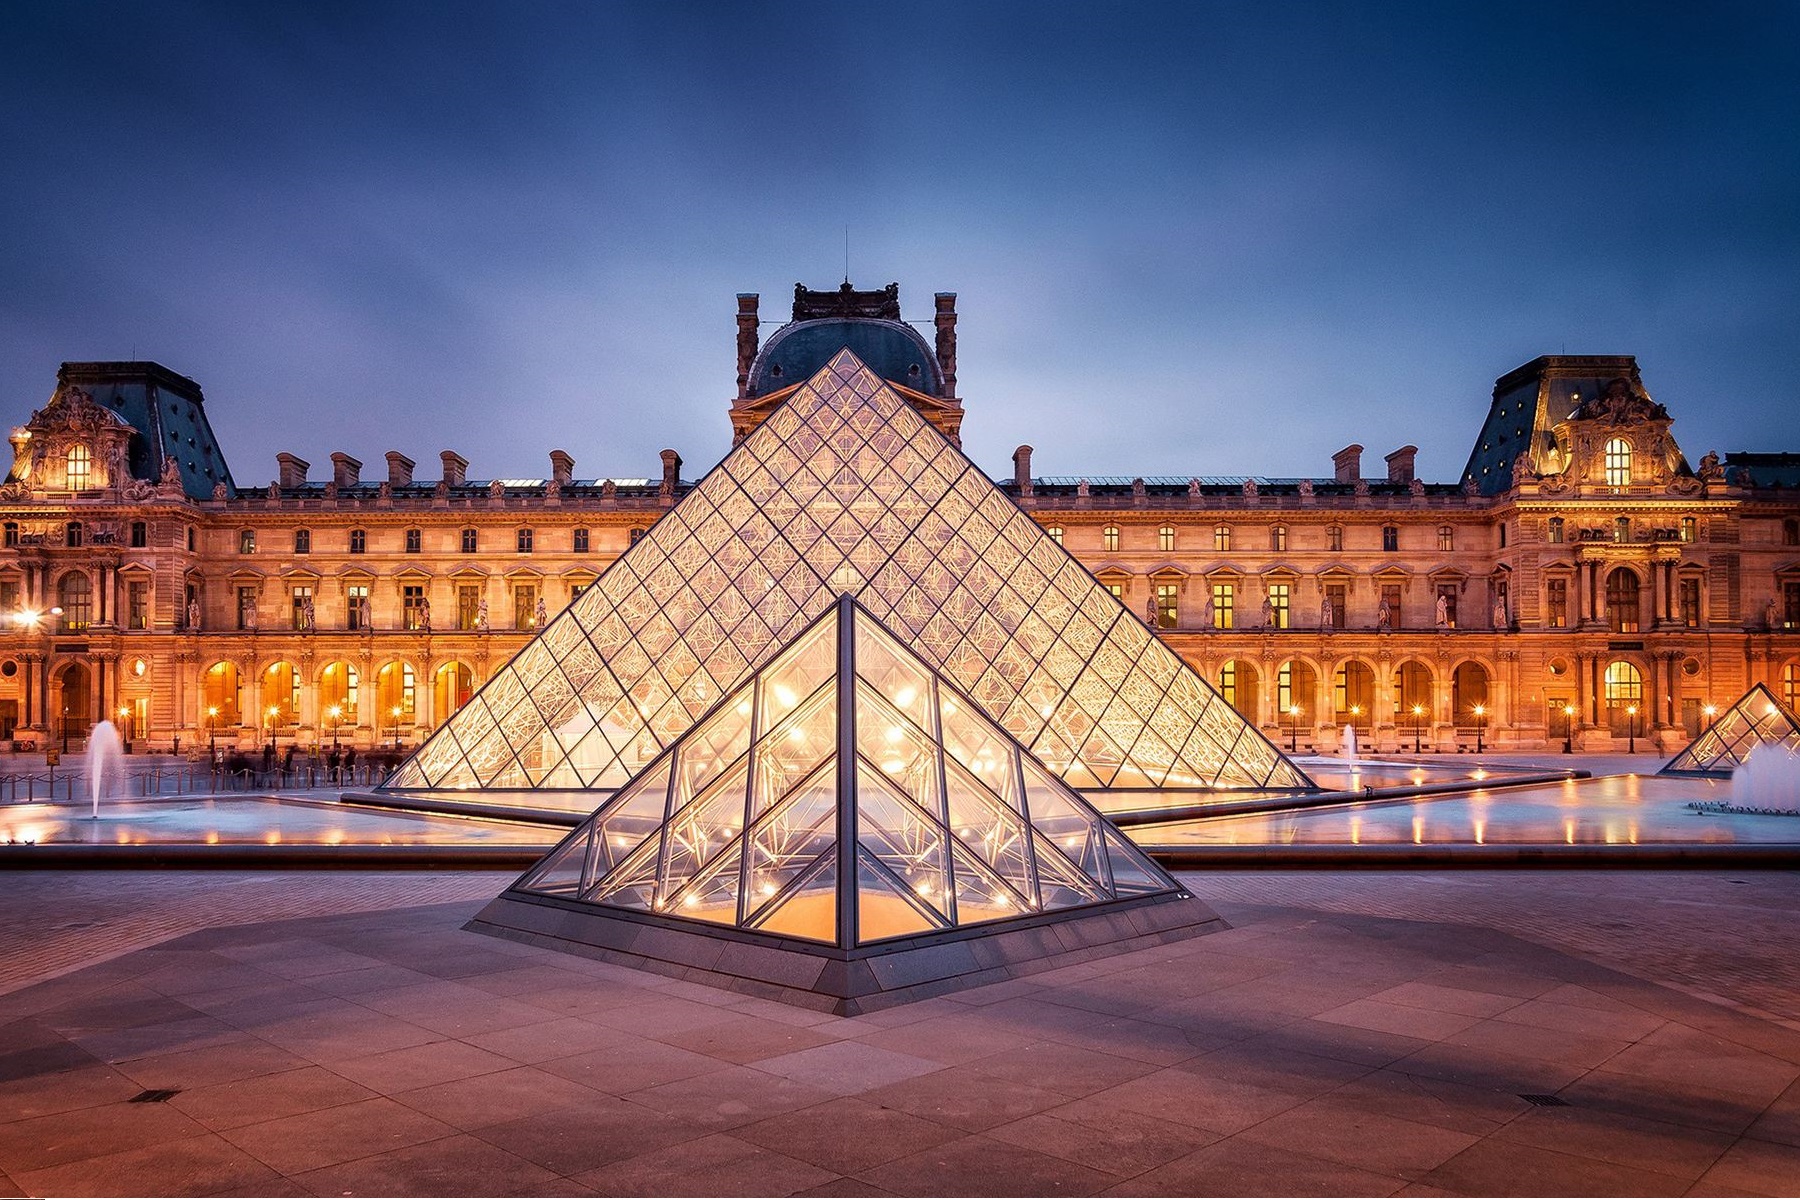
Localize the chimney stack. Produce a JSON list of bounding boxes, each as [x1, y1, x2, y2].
[[385, 451, 414, 488], [329, 452, 361, 488], [549, 449, 574, 486], [1012, 445, 1034, 497], [659, 449, 682, 503], [736, 294, 760, 400], [276, 453, 309, 489], [934, 293, 958, 395], [1385, 445, 1418, 484], [439, 451, 467, 487], [1332, 444, 1363, 484]]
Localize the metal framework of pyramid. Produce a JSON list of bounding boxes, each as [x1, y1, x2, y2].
[[1660, 683, 1800, 777], [466, 596, 1225, 1013], [386, 349, 1311, 808]]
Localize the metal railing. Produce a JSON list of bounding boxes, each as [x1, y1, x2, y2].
[[0, 761, 395, 803]]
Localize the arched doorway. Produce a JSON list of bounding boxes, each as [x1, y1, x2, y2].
[[1334, 660, 1374, 729], [375, 661, 416, 748], [1604, 660, 1644, 738], [262, 661, 300, 734], [1452, 661, 1491, 727], [1219, 660, 1260, 724], [202, 662, 241, 734], [1606, 568, 1642, 634], [1276, 659, 1318, 738], [55, 662, 92, 742], [319, 661, 359, 738], [433, 661, 474, 722], [1395, 660, 1434, 747]]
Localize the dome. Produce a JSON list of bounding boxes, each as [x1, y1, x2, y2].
[[746, 318, 944, 400]]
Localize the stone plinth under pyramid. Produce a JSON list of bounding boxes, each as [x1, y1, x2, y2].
[[467, 597, 1225, 1014], [385, 349, 1311, 813], [1661, 683, 1800, 777]]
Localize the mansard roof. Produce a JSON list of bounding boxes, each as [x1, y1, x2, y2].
[[50, 361, 236, 500]]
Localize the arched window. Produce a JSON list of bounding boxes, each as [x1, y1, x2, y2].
[[1102, 525, 1120, 552], [65, 445, 92, 489], [1604, 660, 1644, 736], [57, 572, 92, 633], [320, 662, 359, 724], [1213, 525, 1231, 552], [1606, 568, 1641, 633], [1158, 525, 1175, 552], [1604, 438, 1632, 487]]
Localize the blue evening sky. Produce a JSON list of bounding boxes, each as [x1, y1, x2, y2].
[[2, 1, 1795, 486]]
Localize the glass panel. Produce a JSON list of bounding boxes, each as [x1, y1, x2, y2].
[[752, 686, 837, 817], [950, 841, 1033, 924], [856, 683, 942, 819], [942, 759, 1034, 904], [854, 618, 935, 733], [668, 842, 743, 927], [517, 828, 592, 897], [749, 853, 838, 944], [856, 847, 942, 943], [759, 618, 837, 728], [660, 759, 751, 895], [856, 762, 951, 922], [673, 692, 754, 807], [1030, 832, 1109, 911], [746, 762, 837, 915], [590, 757, 673, 876], [1021, 757, 1110, 888], [1104, 827, 1171, 896]]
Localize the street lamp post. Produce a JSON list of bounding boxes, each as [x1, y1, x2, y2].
[[265, 706, 279, 750], [117, 705, 132, 753], [1287, 705, 1302, 753], [390, 706, 403, 751], [1411, 704, 1424, 753], [1472, 704, 1485, 754], [1562, 704, 1575, 754], [207, 706, 220, 761], [1626, 704, 1638, 754], [327, 705, 342, 751]]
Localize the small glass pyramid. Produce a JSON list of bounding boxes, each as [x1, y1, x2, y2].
[[1660, 683, 1800, 777], [512, 596, 1186, 947], [387, 348, 1311, 801]]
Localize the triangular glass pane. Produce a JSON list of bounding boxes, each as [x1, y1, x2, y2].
[[942, 759, 1034, 903], [661, 759, 751, 893], [1104, 826, 1175, 896], [752, 684, 837, 818], [856, 761, 951, 922], [747, 763, 838, 913], [950, 841, 1034, 924], [748, 852, 838, 944], [667, 840, 744, 927], [856, 682, 943, 820], [856, 846, 944, 943], [854, 616, 935, 733], [517, 827, 594, 898]]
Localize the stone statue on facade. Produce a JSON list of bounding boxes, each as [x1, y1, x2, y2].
[[211, 481, 227, 501], [1298, 479, 1314, 501], [1076, 479, 1090, 498], [267, 481, 280, 500], [1144, 596, 1158, 628], [377, 481, 392, 501], [1353, 478, 1370, 498], [601, 479, 617, 500], [243, 599, 257, 631], [1321, 596, 1333, 629], [1770, 598, 1781, 631], [1242, 479, 1258, 500], [1260, 597, 1274, 629], [1408, 477, 1424, 498], [187, 598, 201, 631], [477, 598, 490, 632], [1698, 450, 1725, 482], [301, 596, 315, 631], [489, 479, 506, 501], [418, 597, 431, 632], [1377, 596, 1392, 632], [434, 479, 450, 499], [1435, 594, 1449, 628], [1460, 477, 1479, 497], [1187, 478, 1201, 498], [545, 477, 561, 500], [1200, 591, 1214, 629], [1493, 597, 1507, 630], [535, 597, 548, 628]]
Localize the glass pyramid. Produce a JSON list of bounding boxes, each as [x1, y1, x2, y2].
[[512, 596, 1186, 947], [1660, 683, 1800, 777], [387, 348, 1311, 801]]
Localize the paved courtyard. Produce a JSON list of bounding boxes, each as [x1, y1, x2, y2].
[[2, 869, 1798, 1196]]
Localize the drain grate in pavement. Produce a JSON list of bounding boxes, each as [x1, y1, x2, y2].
[[128, 1089, 181, 1103], [1519, 1093, 1569, 1107]]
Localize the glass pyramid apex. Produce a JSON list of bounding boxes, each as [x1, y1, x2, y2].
[[1660, 683, 1800, 776], [512, 596, 1188, 948], [387, 347, 1312, 803]]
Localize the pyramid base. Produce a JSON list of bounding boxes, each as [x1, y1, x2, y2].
[[465, 889, 1228, 1015]]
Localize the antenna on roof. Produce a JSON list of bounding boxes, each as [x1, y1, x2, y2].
[[844, 226, 850, 285]]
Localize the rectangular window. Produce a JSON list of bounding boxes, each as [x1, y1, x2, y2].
[[5, 523, 19, 548], [186, 526, 196, 552], [514, 584, 538, 629], [1437, 584, 1458, 629], [1499, 523, 1507, 549], [1214, 525, 1230, 552], [1678, 578, 1700, 628], [1045, 525, 1064, 545], [1682, 517, 1697, 543], [516, 527, 534, 554], [457, 584, 482, 630], [1154, 583, 1178, 629], [1548, 579, 1569, 628], [1438, 526, 1454, 551], [404, 528, 422, 554], [236, 586, 257, 630], [1104, 583, 1123, 602], [0, 580, 17, 614], [349, 529, 366, 554], [291, 585, 312, 630], [1381, 583, 1403, 629], [1268, 583, 1290, 630], [1158, 526, 1175, 552], [1211, 582, 1234, 630], [1548, 517, 1564, 544], [130, 521, 147, 548], [570, 582, 588, 604], [573, 527, 590, 553], [347, 585, 369, 630], [1327, 526, 1343, 553], [461, 528, 478, 553], [127, 581, 149, 630], [1785, 582, 1800, 630], [1382, 525, 1399, 552], [294, 528, 311, 554], [239, 529, 256, 554], [1270, 526, 1287, 552], [1102, 526, 1119, 552], [1614, 517, 1630, 543], [1326, 584, 1347, 629], [402, 585, 427, 630]]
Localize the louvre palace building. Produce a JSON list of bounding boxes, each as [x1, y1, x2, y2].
[[3, 281, 1797, 761]]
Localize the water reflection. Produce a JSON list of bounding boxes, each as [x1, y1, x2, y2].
[[0, 797, 561, 847]]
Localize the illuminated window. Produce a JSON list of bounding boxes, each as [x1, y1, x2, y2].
[[1785, 662, 1799, 712], [1211, 582, 1234, 629], [1548, 517, 1564, 544], [457, 584, 482, 630], [1219, 661, 1237, 707], [1268, 583, 1290, 629], [1547, 578, 1568, 628], [239, 529, 256, 554], [1045, 526, 1064, 546], [293, 528, 310, 554], [404, 528, 422, 554], [1327, 526, 1343, 552], [290, 586, 312, 630], [347, 584, 370, 630], [1154, 582, 1178, 628], [514, 584, 538, 629], [461, 528, 478, 553], [516, 527, 534, 554], [57, 572, 91, 633], [1604, 438, 1632, 487], [1604, 660, 1643, 705], [1785, 581, 1800, 630], [1214, 525, 1230, 551], [1614, 516, 1630, 543], [1438, 525, 1454, 551], [1102, 525, 1120, 552], [1382, 525, 1398, 552], [349, 528, 366, 554], [1606, 569, 1640, 633], [403, 585, 428, 630], [321, 661, 359, 723], [1270, 525, 1286, 552], [1105, 582, 1124, 602], [1158, 525, 1175, 552], [65, 445, 91, 489], [1684, 517, 1698, 543]]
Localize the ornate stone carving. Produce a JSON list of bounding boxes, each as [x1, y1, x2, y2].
[[1187, 478, 1201, 498], [1076, 479, 1090, 498], [211, 481, 228, 501], [1298, 479, 1314, 500], [1698, 450, 1725, 482], [489, 479, 506, 501], [1410, 477, 1426, 498], [1242, 479, 1258, 500]]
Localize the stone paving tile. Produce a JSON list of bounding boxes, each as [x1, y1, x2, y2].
[[1099, 1133, 1410, 1196], [1602, 1024, 1800, 1103], [11, 1130, 287, 1198], [588, 992, 744, 1038], [392, 1064, 603, 1130], [858, 1131, 1121, 1196], [1368, 979, 1528, 1018], [253, 1007, 442, 1062], [1557, 1065, 1773, 1137], [536, 1031, 723, 1094], [218, 1095, 459, 1175], [986, 1101, 1220, 1176], [848, 1012, 1039, 1064], [1312, 996, 1486, 1041], [569, 1131, 837, 1197], [1384, 1039, 1591, 1095], [1321, 1067, 1532, 1136], [734, 1096, 962, 1175], [0, 1061, 139, 1121], [1080, 1067, 1310, 1137], [330, 1037, 520, 1093], [112, 1031, 310, 1090], [169, 1063, 377, 1130], [791, 1177, 899, 1197], [0, 1098, 210, 1173], [1420, 1135, 1695, 1196], [624, 1064, 839, 1131], [1225, 1016, 1432, 1069], [292, 1131, 567, 1197], [1438, 1015, 1636, 1070], [463, 1015, 652, 1065], [1173, 1038, 1378, 1097], [1692, 1136, 1800, 1196], [654, 1012, 848, 1065], [752, 1040, 944, 1096], [472, 1097, 713, 1177], [1492, 1104, 1738, 1183], [1233, 1093, 1483, 1179], [964, 1040, 1160, 1098]]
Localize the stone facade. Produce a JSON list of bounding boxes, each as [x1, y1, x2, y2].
[[2, 301, 1796, 756]]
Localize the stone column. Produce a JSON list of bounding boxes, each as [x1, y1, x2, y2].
[[1663, 651, 1682, 729], [1575, 654, 1593, 729]]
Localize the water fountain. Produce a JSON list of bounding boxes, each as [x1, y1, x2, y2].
[[1342, 725, 1358, 764], [85, 719, 124, 820], [1732, 742, 1800, 808]]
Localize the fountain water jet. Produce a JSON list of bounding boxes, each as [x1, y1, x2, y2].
[[85, 719, 124, 820], [1733, 742, 1800, 807], [1342, 725, 1358, 764]]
